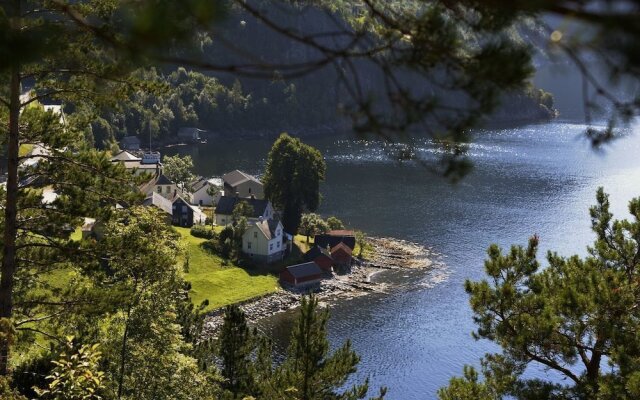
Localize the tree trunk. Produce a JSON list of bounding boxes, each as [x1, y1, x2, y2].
[[0, 61, 21, 376], [117, 303, 133, 399]]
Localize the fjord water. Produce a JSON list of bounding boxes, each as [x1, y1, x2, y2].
[[177, 121, 640, 399]]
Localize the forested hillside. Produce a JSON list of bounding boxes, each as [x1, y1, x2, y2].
[[81, 3, 556, 148]]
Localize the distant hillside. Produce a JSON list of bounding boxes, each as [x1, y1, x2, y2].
[[84, 3, 557, 148]]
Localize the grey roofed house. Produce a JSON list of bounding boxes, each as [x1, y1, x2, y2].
[[139, 173, 178, 198], [286, 262, 323, 278], [110, 150, 141, 162], [222, 169, 261, 187], [303, 245, 332, 262], [253, 218, 282, 240], [142, 192, 173, 215], [314, 230, 356, 250], [155, 174, 174, 186], [120, 136, 141, 150], [189, 176, 209, 193], [215, 195, 270, 219]]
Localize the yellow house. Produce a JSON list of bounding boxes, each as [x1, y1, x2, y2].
[[242, 218, 284, 263]]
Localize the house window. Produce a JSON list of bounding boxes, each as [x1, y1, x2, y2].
[[156, 186, 161, 193], [182, 205, 188, 213], [247, 242, 252, 250], [249, 188, 252, 194], [270, 243, 273, 251], [277, 241, 280, 248], [253, 232, 257, 238], [166, 186, 171, 193]]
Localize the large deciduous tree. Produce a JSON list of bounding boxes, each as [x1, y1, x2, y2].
[[162, 154, 196, 192], [263, 133, 326, 234], [439, 188, 640, 399], [299, 213, 330, 242]]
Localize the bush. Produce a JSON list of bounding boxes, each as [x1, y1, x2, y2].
[[190, 225, 216, 239]]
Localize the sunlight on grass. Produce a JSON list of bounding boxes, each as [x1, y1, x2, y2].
[[19, 143, 34, 158], [174, 227, 279, 310]]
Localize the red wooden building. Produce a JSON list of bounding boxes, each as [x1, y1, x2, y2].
[[280, 262, 324, 290], [330, 242, 353, 267], [303, 246, 334, 274]]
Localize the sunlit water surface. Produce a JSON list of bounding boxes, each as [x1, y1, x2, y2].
[[170, 121, 640, 399]]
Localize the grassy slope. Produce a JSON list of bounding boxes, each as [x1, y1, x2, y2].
[[175, 227, 279, 311]]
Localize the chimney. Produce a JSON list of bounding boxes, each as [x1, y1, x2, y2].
[[259, 216, 263, 222], [250, 194, 255, 200], [235, 191, 239, 198]]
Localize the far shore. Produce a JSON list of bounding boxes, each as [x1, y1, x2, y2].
[[201, 236, 442, 338]]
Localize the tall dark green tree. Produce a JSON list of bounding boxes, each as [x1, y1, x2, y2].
[[439, 188, 640, 399], [218, 305, 257, 398], [263, 134, 326, 234], [264, 296, 386, 400]]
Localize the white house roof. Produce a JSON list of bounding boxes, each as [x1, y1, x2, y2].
[[143, 192, 173, 215], [250, 218, 281, 240], [111, 150, 141, 162]]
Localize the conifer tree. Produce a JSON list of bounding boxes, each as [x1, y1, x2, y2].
[[266, 296, 386, 400], [439, 188, 640, 399], [218, 305, 257, 398]]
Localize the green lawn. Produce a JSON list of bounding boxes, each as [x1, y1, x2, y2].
[[294, 234, 314, 253], [174, 227, 279, 310]]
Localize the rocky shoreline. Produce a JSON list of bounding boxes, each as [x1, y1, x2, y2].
[[202, 236, 441, 338]]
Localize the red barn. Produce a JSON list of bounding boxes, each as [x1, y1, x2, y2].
[[303, 246, 334, 274], [280, 262, 324, 290], [331, 242, 353, 267]]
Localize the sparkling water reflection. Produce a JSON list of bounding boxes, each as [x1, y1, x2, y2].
[[170, 121, 640, 399]]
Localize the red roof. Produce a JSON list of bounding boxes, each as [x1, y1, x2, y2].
[[331, 242, 353, 255]]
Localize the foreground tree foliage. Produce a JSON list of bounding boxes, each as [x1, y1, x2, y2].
[[263, 134, 326, 234], [2, 0, 640, 398], [439, 188, 640, 399], [218, 298, 386, 400]]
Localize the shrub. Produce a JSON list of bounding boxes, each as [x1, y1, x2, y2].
[[190, 225, 216, 239]]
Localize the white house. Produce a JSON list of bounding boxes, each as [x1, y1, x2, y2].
[[242, 218, 285, 263], [190, 177, 223, 206]]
